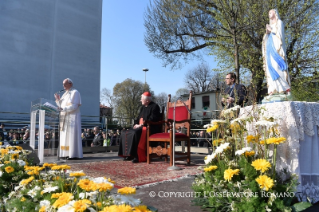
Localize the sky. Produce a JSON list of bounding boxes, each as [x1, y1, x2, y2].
[[100, 1, 217, 101]]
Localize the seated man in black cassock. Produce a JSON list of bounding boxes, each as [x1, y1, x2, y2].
[[118, 91, 161, 163]]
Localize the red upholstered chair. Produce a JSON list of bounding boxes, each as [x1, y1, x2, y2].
[[146, 91, 192, 166]]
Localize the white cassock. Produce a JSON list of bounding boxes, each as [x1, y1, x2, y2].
[[55, 88, 83, 158], [262, 19, 291, 94]]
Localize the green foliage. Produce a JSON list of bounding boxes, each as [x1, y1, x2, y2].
[[291, 76, 319, 101], [113, 78, 153, 120]]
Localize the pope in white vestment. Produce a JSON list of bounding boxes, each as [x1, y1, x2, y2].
[[55, 78, 83, 159], [262, 9, 291, 95]]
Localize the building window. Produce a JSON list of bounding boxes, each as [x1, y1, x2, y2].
[[191, 97, 195, 109], [202, 96, 210, 109]]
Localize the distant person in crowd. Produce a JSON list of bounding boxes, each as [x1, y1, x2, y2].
[[7, 132, 13, 141], [9, 132, 22, 145], [54, 78, 83, 160], [110, 131, 118, 146], [102, 131, 108, 146], [191, 131, 198, 146], [0, 131, 4, 141], [91, 126, 103, 147], [221, 72, 247, 108], [118, 91, 161, 163], [23, 130, 30, 142], [0, 123, 5, 131], [49, 131, 59, 149], [44, 132, 50, 148], [86, 128, 94, 147], [197, 131, 207, 147], [81, 132, 87, 147]]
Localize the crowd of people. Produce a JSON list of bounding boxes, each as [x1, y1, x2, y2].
[[0, 123, 120, 148], [81, 127, 120, 147]]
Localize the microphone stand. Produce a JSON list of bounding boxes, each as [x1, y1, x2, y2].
[[168, 96, 191, 171]]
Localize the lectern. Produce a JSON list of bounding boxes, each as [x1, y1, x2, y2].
[[30, 98, 59, 163]]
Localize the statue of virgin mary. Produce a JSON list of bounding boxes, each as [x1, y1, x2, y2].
[[262, 9, 291, 96]]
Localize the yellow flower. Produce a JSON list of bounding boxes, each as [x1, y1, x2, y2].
[[14, 146, 23, 150], [69, 172, 86, 177], [255, 175, 274, 191], [5, 166, 14, 173], [118, 187, 136, 195], [213, 139, 223, 146], [97, 183, 113, 192], [4, 161, 10, 164], [204, 165, 218, 172], [73, 199, 91, 212], [94, 202, 102, 208], [11, 153, 19, 160], [39, 206, 46, 212], [207, 124, 218, 133], [51, 165, 71, 170], [77, 179, 97, 191], [134, 205, 152, 212], [260, 140, 265, 145], [100, 204, 133, 212], [20, 176, 34, 186], [266, 137, 286, 145], [224, 168, 240, 182], [20, 197, 26, 202], [52, 192, 73, 208], [230, 122, 240, 131], [246, 135, 260, 143], [43, 163, 57, 168], [251, 159, 271, 173], [107, 178, 115, 184], [244, 151, 255, 157]]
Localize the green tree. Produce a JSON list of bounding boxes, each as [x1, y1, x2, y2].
[[144, 0, 319, 101], [113, 79, 151, 120]]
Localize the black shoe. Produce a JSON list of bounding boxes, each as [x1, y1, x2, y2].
[[132, 158, 139, 163], [123, 156, 133, 161]]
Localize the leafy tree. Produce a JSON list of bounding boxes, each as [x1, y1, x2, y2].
[[144, 0, 319, 101], [113, 79, 151, 120]]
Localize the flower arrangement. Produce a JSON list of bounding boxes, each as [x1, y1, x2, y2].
[[0, 145, 154, 212], [192, 105, 301, 211]]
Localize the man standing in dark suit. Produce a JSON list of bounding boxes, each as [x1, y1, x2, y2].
[[221, 72, 247, 108], [91, 126, 103, 147]]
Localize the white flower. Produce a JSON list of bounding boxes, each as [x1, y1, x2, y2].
[[210, 119, 227, 124], [0, 171, 3, 177], [17, 160, 26, 166], [220, 142, 230, 150], [57, 201, 75, 212], [112, 194, 141, 206], [40, 200, 51, 207], [0, 164, 4, 167], [214, 146, 224, 154], [27, 190, 37, 198], [235, 147, 252, 156], [42, 186, 59, 194], [79, 191, 99, 200], [204, 153, 216, 164]]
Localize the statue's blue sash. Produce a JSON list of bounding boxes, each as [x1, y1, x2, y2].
[[266, 33, 287, 80]]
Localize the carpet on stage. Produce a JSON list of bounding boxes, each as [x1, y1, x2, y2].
[[69, 160, 203, 188]]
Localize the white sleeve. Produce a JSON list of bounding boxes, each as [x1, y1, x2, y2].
[[62, 90, 81, 112]]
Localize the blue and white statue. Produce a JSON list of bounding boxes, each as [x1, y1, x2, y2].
[[262, 9, 291, 96]]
